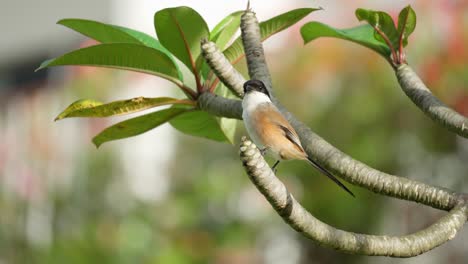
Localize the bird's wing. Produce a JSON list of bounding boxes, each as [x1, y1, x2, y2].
[[254, 104, 305, 153], [277, 123, 305, 153], [255, 105, 355, 197]]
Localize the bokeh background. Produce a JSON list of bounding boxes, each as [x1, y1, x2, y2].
[[1, 0, 467, 263]]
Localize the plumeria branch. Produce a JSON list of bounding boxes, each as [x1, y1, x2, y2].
[[239, 137, 467, 257], [199, 8, 468, 257], [199, 19, 464, 212], [396, 64, 468, 138], [201, 39, 245, 97]]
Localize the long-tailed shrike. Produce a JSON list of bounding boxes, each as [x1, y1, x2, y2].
[[242, 79, 354, 197]]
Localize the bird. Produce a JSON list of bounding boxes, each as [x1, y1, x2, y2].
[[241, 79, 354, 197]]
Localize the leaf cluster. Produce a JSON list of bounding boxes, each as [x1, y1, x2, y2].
[[39, 5, 417, 146], [38, 7, 316, 147], [301, 5, 416, 65]]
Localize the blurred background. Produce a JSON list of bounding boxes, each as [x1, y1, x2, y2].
[[1, 0, 467, 263]]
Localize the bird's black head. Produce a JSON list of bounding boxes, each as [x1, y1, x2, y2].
[[243, 79, 270, 98]]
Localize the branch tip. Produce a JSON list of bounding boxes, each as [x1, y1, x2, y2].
[[200, 40, 245, 97], [396, 64, 468, 138]]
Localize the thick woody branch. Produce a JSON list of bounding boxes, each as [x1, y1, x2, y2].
[[197, 92, 242, 119], [199, 10, 462, 211], [240, 11, 274, 93], [239, 137, 467, 257], [201, 39, 245, 97], [198, 88, 460, 211], [396, 64, 468, 138], [199, 8, 468, 257], [291, 123, 459, 210]]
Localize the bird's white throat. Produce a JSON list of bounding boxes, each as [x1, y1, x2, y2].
[[242, 91, 271, 113]]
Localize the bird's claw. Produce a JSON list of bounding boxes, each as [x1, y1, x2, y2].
[[271, 160, 280, 174], [259, 147, 268, 156]]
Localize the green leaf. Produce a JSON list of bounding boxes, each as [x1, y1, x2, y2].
[[200, 11, 243, 80], [111, 25, 166, 50], [114, 26, 183, 75], [55, 97, 191, 121], [355, 8, 399, 49], [219, 117, 237, 144], [58, 19, 162, 49], [397, 5, 416, 47], [301, 22, 390, 57], [58, 19, 182, 77], [224, 8, 319, 63], [58, 19, 143, 44], [210, 11, 243, 51], [92, 107, 188, 147], [36, 43, 183, 83], [154, 6, 209, 73], [169, 110, 229, 142], [196, 54, 211, 80], [214, 83, 238, 144]]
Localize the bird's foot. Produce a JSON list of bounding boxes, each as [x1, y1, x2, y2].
[[259, 147, 268, 156], [271, 160, 280, 174]]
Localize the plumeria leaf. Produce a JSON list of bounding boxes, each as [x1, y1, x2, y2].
[[93, 107, 188, 147], [355, 8, 399, 49], [169, 110, 231, 142], [200, 11, 243, 80], [58, 18, 142, 44], [154, 6, 209, 74], [210, 11, 243, 51], [224, 8, 319, 63], [214, 83, 238, 144], [58, 19, 173, 55], [55, 97, 192, 121], [301, 22, 390, 57], [397, 5, 416, 47], [36, 43, 183, 83]]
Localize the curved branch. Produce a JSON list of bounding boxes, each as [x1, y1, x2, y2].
[[200, 11, 462, 211], [291, 123, 459, 210], [239, 137, 467, 257], [198, 89, 460, 211], [200, 39, 246, 97], [198, 8, 468, 258], [396, 64, 468, 138]]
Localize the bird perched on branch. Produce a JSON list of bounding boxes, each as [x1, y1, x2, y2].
[[242, 79, 354, 197]]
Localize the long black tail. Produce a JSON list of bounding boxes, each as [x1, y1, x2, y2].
[[306, 157, 355, 197]]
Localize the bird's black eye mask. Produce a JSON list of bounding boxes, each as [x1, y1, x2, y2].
[[243, 80, 270, 98]]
